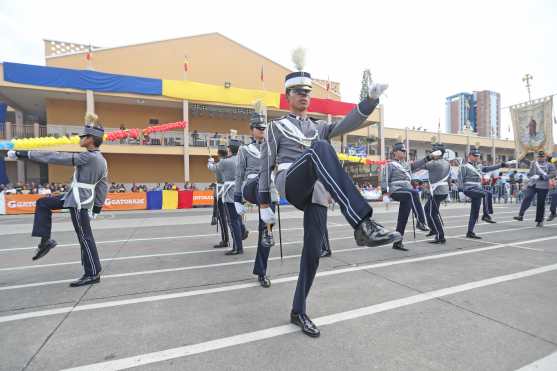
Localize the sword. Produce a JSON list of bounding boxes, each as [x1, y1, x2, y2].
[[276, 203, 283, 261]]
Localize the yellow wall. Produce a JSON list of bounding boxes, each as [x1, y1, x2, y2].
[[47, 154, 217, 184], [46, 98, 181, 128], [45, 33, 338, 100]]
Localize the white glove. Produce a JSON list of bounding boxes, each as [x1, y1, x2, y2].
[[7, 150, 17, 160], [431, 150, 443, 157], [208, 157, 215, 164], [505, 160, 517, 166], [234, 202, 246, 215], [260, 207, 276, 225], [368, 82, 389, 100]]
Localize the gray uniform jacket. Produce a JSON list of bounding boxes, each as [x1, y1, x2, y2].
[[457, 161, 502, 191], [258, 98, 379, 205], [208, 155, 237, 203], [234, 142, 262, 202], [28, 150, 108, 210], [426, 159, 451, 196], [381, 158, 427, 193], [523, 159, 556, 189]]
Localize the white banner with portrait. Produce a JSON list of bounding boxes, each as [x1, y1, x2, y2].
[[510, 97, 554, 159]]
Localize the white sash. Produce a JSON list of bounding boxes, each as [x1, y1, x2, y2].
[[276, 118, 318, 148], [430, 173, 450, 192], [390, 161, 412, 180], [70, 158, 108, 210], [218, 181, 234, 199], [534, 161, 548, 178], [244, 143, 261, 159], [465, 163, 482, 178]]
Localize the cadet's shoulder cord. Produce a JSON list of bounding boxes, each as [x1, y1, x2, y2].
[[276, 118, 318, 148]]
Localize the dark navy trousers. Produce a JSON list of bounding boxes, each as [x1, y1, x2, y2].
[[32, 195, 101, 276], [464, 189, 493, 233], [550, 190, 557, 215], [285, 140, 373, 315], [425, 194, 447, 240], [216, 198, 229, 244], [390, 188, 426, 236], [224, 202, 243, 253], [518, 186, 549, 222], [243, 178, 275, 277]]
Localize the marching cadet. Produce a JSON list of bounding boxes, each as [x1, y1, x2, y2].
[[234, 104, 274, 288], [212, 145, 230, 248], [208, 139, 246, 255], [513, 151, 556, 226], [458, 146, 514, 239], [7, 115, 108, 287], [257, 52, 401, 337], [381, 142, 432, 251], [549, 153, 557, 221], [424, 143, 450, 244]]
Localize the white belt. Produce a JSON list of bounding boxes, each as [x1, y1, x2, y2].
[[430, 174, 450, 192], [247, 173, 258, 179], [277, 163, 293, 172], [465, 181, 481, 186]]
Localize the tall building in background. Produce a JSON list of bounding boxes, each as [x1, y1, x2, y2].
[[475, 90, 500, 138], [445, 93, 476, 133], [445, 90, 500, 138]]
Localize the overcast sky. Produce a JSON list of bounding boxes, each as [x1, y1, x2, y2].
[[1, 0, 556, 138]]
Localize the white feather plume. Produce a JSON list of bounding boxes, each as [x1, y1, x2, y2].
[[291, 47, 306, 71]]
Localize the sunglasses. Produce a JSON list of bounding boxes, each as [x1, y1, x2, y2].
[[254, 126, 266, 131], [291, 88, 312, 96]]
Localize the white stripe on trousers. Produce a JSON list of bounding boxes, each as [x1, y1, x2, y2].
[[393, 189, 426, 224], [288, 151, 358, 225], [287, 149, 361, 225], [73, 209, 97, 276]]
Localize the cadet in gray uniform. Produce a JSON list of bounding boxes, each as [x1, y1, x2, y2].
[[548, 153, 557, 221], [458, 146, 513, 238], [381, 142, 430, 251], [8, 121, 108, 287], [213, 146, 230, 248], [208, 139, 246, 255], [234, 111, 274, 287], [258, 69, 401, 338], [513, 151, 556, 226], [423, 143, 450, 244]]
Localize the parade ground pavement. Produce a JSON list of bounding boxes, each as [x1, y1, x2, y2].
[[1, 202, 557, 371]]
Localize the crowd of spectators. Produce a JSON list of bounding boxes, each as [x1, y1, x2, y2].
[[1, 181, 203, 195]]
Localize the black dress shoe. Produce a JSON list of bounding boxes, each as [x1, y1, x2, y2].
[[547, 213, 556, 222], [536, 221, 544, 227], [320, 249, 332, 258], [428, 238, 446, 244], [32, 239, 57, 261], [213, 241, 229, 248], [392, 241, 409, 251], [425, 231, 436, 237], [242, 229, 249, 240], [416, 222, 429, 232], [354, 219, 402, 247], [261, 229, 274, 249], [225, 249, 242, 255], [513, 216, 523, 221], [290, 312, 320, 337], [466, 231, 482, 239], [258, 275, 271, 288], [69, 274, 100, 287], [482, 215, 496, 224], [210, 216, 217, 226]]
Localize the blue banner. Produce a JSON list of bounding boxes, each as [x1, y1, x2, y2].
[[0, 156, 9, 185], [0, 103, 6, 124], [3, 62, 162, 96]]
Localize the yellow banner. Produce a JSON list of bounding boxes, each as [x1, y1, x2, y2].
[[162, 190, 178, 210], [162, 80, 280, 108]]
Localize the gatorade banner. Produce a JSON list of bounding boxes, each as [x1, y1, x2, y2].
[[192, 190, 214, 206], [103, 192, 147, 211], [4, 194, 44, 214]]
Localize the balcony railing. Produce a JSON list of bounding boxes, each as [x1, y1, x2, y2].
[[0, 122, 48, 140], [46, 125, 252, 147]]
